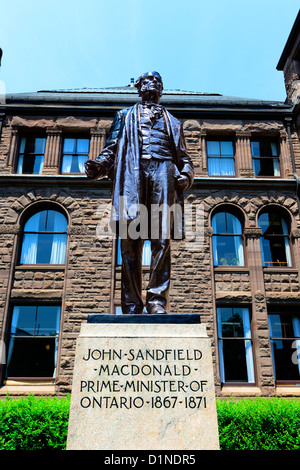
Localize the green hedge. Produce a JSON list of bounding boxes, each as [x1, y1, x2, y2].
[[0, 395, 300, 450], [217, 397, 300, 450], [0, 395, 70, 450]]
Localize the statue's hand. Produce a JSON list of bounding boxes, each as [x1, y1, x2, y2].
[[85, 160, 104, 179], [176, 174, 190, 190]]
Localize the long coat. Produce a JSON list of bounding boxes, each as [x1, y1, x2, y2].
[[96, 103, 194, 239]]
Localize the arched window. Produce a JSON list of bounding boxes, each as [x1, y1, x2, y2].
[[212, 211, 244, 266], [258, 210, 292, 267], [20, 209, 68, 264]]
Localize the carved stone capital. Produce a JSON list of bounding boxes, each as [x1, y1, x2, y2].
[[244, 227, 262, 238], [46, 126, 62, 136], [291, 229, 300, 239], [204, 227, 213, 237]]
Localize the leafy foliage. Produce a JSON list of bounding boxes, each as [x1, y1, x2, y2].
[[217, 397, 300, 450], [0, 394, 70, 450], [0, 395, 300, 450]]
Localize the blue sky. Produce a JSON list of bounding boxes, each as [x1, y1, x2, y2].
[[0, 0, 299, 101]]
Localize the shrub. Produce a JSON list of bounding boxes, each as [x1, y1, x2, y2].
[[0, 395, 300, 450], [217, 397, 300, 450], [0, 394, 70, 450]]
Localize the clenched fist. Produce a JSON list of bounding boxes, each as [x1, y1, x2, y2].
[[85, 160, 104, 179]]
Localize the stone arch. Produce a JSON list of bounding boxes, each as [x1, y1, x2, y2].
[[5, 189, 82, 226], [202, 191, 251, 228]]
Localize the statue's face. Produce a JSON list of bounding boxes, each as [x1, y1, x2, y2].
[[139, 72, 163, 101]]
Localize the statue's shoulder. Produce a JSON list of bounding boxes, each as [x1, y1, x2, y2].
[[117, 105, 135, 119], [164, 108, 182, 129]]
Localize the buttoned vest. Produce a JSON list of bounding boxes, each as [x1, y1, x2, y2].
[[140, 104, 174, 160]]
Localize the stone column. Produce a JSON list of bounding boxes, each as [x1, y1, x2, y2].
[[43, 127, 62, 174], [279, 129, 294, 179], [89, 128, 106, 160], [7, 126, 19, 173], [236, 131, 254, 178], [244, 227, 275, 394], [200, 130, 207, 173]]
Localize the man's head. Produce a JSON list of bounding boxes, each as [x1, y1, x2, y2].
[[135, 71, 163, 103]]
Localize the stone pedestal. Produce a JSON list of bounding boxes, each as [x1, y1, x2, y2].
[[67, 314, 220, 450]]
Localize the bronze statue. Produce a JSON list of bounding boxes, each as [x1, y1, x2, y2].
[[85, 72, 194, 315]]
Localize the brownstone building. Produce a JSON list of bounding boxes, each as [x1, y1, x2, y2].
[[1, 13, 300, 399]]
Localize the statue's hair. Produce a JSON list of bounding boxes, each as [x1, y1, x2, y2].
[[134, 71, 163, 92]]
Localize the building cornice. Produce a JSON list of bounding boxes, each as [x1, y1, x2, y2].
[[0, 174, 296, 191]]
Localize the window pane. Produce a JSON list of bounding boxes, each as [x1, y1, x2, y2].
[[34, 138, 46, 154], [222, 339, 248, 381], [213, 235, 243, 266], [63, 138, 76, 153], [253, 157, 277, 177], [7, 306, 61, 378], [207, 141, 220, 156], [218, 307, 254, 383], [17, 138, 45, 175], [22, 211, 67, 265], [271, 339, 300, 380], [219, 158, 235, 175], [269, 314, 295, 339], [35, 306, 60, 336], [35, 234, 54, 263], [269, 314, 300, 381], [20, 154, 35, 174], [261, 236, 288, 266], [226, 213, 242, 234], [24, 211, 47, 233], [6, 337, 57, 377], [252, 140, 279, 176], [208, 157, 221, 175], [212, 212, 227, 234], [219, 308, 245, 337], [32, 155, 44, 174], [19, 137, 26, 154], [34, 233, 67, 264], [220, 141, 234, 156], [45, 210, 67, 232], [76, 138, 89, 154], [24, 137, 36, 154], [269, 314, 284, 338], [10, 306, 36, 336], [259, 212, 289, 236], [251, 141, 260, 157]]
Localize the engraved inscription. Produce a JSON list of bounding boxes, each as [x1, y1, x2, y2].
[[78, 348, 209, 410]]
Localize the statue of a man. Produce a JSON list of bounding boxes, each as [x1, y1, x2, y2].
[[85, 71, 194, 315]]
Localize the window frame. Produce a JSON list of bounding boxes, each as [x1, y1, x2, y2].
[[250, 138, 281, 178], [18, 206, 68, 267], [211, 209, 245, 267], [206, 138, 236, 177], [268, 311, 300, 385], [258, 209, 292, 268], [60, 135, 90, 174], [217, 306, 256, 385], [16, 134, 46, 175], [5, 303, 62, 381]]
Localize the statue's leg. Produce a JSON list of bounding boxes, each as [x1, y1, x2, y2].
[[146, 160, 176, 315], [146, 238, 170, 314], [120, 236, 144, 315]]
